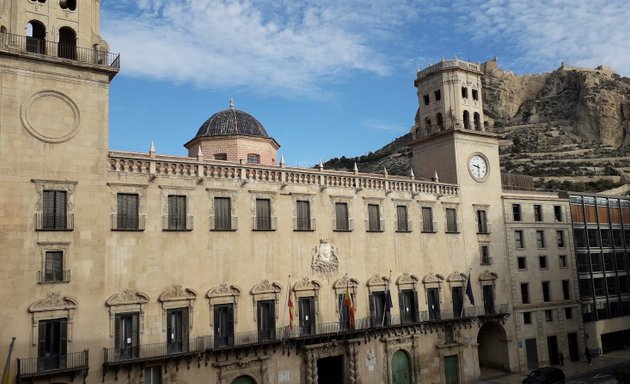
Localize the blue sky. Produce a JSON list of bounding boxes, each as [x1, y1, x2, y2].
[[102, 0, 630, 167]]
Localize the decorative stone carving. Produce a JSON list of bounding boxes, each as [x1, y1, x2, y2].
[[422, 272, 445, 284], [251, 280, 281, 295], [207, 283, 241, 298], [106, 289, 149, 306], [159, 284, 197, 302], [311, 239, 339, 274], [478, 270, 498, 281], [294, 277, 321, 293], [447, 272, 467, 282], [21, 91, 81, 143], [29, 292, 78, 312], [396, 273, 419, 286]]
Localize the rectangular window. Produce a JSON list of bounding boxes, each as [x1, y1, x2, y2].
[[396, 205, 409, 232], [38, 318, 68, 370], [214, 304, 234, 348], [255, 198, 273, 230], [166, 308, 189, 353], [477, 209, 488, 233], [574, 228, 587, 248], [213, 153, 227, 161], [423, 94, 430, 105], [591, 253, 602, 272], [335, 202, 350, 231], [367, 204, 382, 232], [434, 89, 441, 101], [338, 293, 355, 331], [536, 230, 546, 248], [41, 190, 68, 230], [545, 310, 553, 322], [613, 229, 623, 247], [539, 256, 548, 269], [399, 290, 418, 323], [588, 229, 600, 247], [542, 281, 551, 302], [521, 283, 530, 304], [369, 292, 389, 327], [452, 287, 464, 318], [445, 208, 458, 233], [257, 300, 276, 341], [43, 251, 65, 283], [523, 312, 532, 324], [534, 205, 543, 222], [213, 197, 233, 230], [115, 313, 139, 359], [144, 366, 162, 384], [472, 89, 479, 101], [604, 253, 615, 271], [559, 255, 568, 268], [564, 307, 573, 319], [480, 245, 491, 265], [421, 207, 434, 232], [512, 204, 522, 221], [427, 288, 441, 320], [298, 297, 316, 336], [167, 195, 187, 230], [601, 229, 612, 248], [461, 86, 468, 99], [116, 193, 140, 230], [247, 153, 260, 164], [296, 200, 312, 231], [483, 285, 495, 314], [554, 205, 563, 221], [562, 280, 570, 300], [515, 230, 525, 248], [517, 256, 527, 270], [556, 231, 565, 248]]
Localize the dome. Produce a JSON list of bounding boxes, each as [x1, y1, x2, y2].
[[193, 100, 269, 140]]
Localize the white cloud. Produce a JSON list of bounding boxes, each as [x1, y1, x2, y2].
[[102, 1, 420, 97], [452, 0, 630, 75]]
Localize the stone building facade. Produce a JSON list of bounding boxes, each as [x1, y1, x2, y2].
[[1, 1, 622, 384]]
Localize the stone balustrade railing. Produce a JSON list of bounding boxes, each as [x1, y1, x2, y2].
[[417, 58, 482, 79], [108, 151, 459, 197]]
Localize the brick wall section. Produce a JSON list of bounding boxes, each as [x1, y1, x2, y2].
[[187, 136, 279, 165]]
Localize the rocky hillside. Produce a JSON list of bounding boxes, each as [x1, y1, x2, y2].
[[324, 60, 630, 193]]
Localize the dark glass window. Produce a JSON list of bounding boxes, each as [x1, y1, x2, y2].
[[565, 308, 573, 319], [517, 257, 526, 269], [574, 228, 587, 248], [399, 289, 418, 323], [523, 312, 532, 324], [483, 285, 495, 314], [422, 207, 434, 232], [427, 288, 441, 320], [214, 304, 234, 348], [539, 256, 548, 269], [369, 292, 389, 327], [44, 251, 63, 283], [588, 229, 600, 247], [559, 255, 567, 268], [472, 89, 479, 100], [116, 193, 139, 230], [513, 204, 521, 221], [38, 318, 67, 370], [542, 281, 551, 302], [214, 153, 227, 161], [557, 231, 565, 247], [452, 287, 464, 317], [247, 153, 260, 164], [396, 205, 409, 232], [461, 87, 468, 99], [296, 200, 312, 230], [335, 202, 350, 231], [367, 204, 381, 232], [445, 208, 458, 233], [477, 209, 488, 233], [562, 280, 570, 300], [298, 297, 316, 336], [536, 230, 546, 248], [257, 300, 275, 341], [167, 195, 187, 230], [434, 89, 441, 101], [166, 308, 189, 353], [423, 94, 430, 105], [213, 197, 232, 230], [554, 205, 563, 221], [534, 205, 543, 221], [515, 230, 525, 248], [115, 313, 139, 359], [42, 190, 67, 230], [255, 199, 272, 230], [521, 283, 529, 304]]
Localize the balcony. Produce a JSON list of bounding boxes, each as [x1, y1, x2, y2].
[[210, 216, 238, 231], [0, 31, 120, 70], [252, 216, 278, 231], [294, 217, 316, 231], [111, 213, 146, 231], [37, 269, 71, 284], [35, 212, 74, 231], [16, 350, 88, 383], [103, 338, 205, 366], [162, 215, 193, 231]]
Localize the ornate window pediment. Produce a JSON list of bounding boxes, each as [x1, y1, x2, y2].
[[294, 277, 321, 294], [29, 292, 78, 346], [366, 274, 390, 294], [333, 276, 359, 293], [250, 280, 282, 322], [106, 289, 149, 306], [207, 284, 241, 327], [447, 272, 467, 284], [105, 289, 149, 338], [478, 270, 498, 285], [159, 285, 197, 332], [422, 272, 444, 285], [396, 273, 419, 291]]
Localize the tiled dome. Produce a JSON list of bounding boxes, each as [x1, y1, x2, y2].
[[193, 100, 269, 139]]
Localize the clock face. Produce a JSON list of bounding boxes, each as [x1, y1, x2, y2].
[[469, 155, 488, 180]]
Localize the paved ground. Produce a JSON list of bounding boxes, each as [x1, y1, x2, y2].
[[475, 349, 630, 384]]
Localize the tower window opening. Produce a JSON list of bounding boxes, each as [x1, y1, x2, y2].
[[437, 113, 444, 131], [58, 27, 76, 60], [461, 87, 468, 99], [423, 94, 430, 105], [434, 89, 441, 101], [247, 153, 260, 164], [474, 112, 481, 131], [472, 89, 479, 100], [59, 0, 76, 11], [424, 117, 432, 130], [463, 110, 470, 129], [26, 21, 46, 54]]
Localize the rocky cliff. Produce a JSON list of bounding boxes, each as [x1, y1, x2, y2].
[[323, 60, 630, 193]]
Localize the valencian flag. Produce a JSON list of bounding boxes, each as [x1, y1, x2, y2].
[[288, 292, 295, 329], [465, 273, 475, 305], [344, 285, 355, 330]]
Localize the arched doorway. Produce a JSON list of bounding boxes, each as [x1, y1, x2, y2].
[[58, 27, 76, 60], [477, 321, 509, 373], [232, 375, 256, 384], [26, 20, 46, 54], [392, 350, 411, 384]]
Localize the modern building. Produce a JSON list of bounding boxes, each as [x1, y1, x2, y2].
[[569, 194, 630, 354]]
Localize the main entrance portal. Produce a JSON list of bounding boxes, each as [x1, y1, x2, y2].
[[477, 321, 510, 372], [317, 355, 344, 384]]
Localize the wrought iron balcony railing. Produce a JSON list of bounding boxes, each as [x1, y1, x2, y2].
[[0, 31, 120, 69], [17, 350, 88, 382], [103, 338, 205, 365]]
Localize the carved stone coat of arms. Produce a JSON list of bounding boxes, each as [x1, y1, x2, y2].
[[311, 239, 339, 274]]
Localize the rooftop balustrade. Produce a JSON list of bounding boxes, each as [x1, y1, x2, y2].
[[108, 151, 460, 197]]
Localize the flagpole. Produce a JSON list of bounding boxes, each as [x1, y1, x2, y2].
[[338, 273, 347, 329], [460, 270, 468, 318], [281, 275, 290, 340], [1, 337, 16, 384], [381, 270, 392, 327]]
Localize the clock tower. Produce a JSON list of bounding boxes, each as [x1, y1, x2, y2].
[[410, 58, 517, 374]]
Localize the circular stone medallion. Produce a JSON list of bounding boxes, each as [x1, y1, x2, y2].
[[21, 91, 81, 143]]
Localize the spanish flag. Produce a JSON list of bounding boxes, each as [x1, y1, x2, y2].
[[343, 285, 355, 330], [288, 293, 295, 329]]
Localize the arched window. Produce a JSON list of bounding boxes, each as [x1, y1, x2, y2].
[[59, 0, 77, 11], [58, 27, 76, 60], [436, 113, 444, 131], [463, 110, 470, 130], [26, 20, 46, 54], [474, 112, 481, 131]]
